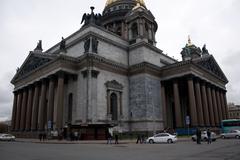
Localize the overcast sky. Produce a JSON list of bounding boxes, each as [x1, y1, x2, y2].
[[0, 0, 240, 121]]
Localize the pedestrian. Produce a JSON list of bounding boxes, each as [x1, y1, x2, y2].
[[196, 128, 201, 144], [39, 133, 42, 142], [207, 129, 212, 144], [136, 134, 141, 144], [141, 134, 145, 144], [107, 132, 112, 144], [42, 133, 46, 141], [115, 134, 119, 144]]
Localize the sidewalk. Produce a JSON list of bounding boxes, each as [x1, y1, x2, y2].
[[15, 137, 190, 144]]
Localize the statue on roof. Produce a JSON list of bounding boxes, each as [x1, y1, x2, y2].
[[34, 40, 43, 52], [81, 6, 102, 27], [202, 44, 209, 55], [60, 37, 66, 52]]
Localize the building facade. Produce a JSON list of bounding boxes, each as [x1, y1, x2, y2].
[[228, 103, 240, 119], [11, 0, 228, 139]]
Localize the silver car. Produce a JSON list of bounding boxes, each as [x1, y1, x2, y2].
[[0, 134, 16, 141], [147, 133, 177, 144], [221, 130, 240, 139]]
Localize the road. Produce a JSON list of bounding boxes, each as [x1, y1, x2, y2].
[[0, 139, 240, 160]]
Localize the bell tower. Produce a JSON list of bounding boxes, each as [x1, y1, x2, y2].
[[125, 2, 158, 45]]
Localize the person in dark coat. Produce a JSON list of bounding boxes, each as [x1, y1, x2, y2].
[[107, 132, 112, 144], [196, 128, 201, 144], [136, 134, 141, 144], [39, 133, 42, 141], [207, 129, 212, 144], [115, 134, 119, 144]]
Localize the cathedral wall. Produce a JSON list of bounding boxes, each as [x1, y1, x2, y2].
[[66, 42, 85, 57], [129, 73, 164, 131], [129, 46, 175, 67], [98, 40, 128, 66], [96, 69, 129, 121], [63, 77, 78, 125]]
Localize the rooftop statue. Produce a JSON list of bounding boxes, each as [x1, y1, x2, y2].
[[202, 44, 209, 55], [81, 7, 102, 26], [34, 40, 43, 52], [60, 37, 66, 52]]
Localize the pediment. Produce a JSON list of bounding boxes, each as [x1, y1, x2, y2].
[[194, 55, 228, 83], [12, 53, 54, 83], [105, 80, 123, 90]]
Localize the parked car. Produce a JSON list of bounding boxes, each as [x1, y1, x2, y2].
[[221, 130, 240, 139], [191, 131, 217, 142], [146, 133, 177, 144], [0, 134, 16, 141]]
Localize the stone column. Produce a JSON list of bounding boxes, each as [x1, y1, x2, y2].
[[56, 72, 65, 130], [47, 76, 55, 128], [212, 87, 220, 126], [216, 89, 223, 122], [187, 77, 198, 127], [20, 89, 28, 131], [15, 91, 23, 131], [195, 80, 204, 126], [206, 85, 215, 126], [220, 91, 226, 120], [31, 83, 40, 131], [173, 80, 183, 128], [11, 92, 18, 131], [38, 79, 47, 131], [25, 86, 34, 131], [201, 83, 210, 126], [161, 83, 168, 128], [223, 92, 228, 119]]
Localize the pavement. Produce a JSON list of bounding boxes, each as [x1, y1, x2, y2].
[[15, 137, 191, 144]]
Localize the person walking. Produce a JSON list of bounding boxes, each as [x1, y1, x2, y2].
[[196, 128, 201, 144], [207, 129, 212, 144], [136, 134, 141, 144], [115, 134, 119, 144], [107, 132, 112, 144], [39, 133, 42, 142]]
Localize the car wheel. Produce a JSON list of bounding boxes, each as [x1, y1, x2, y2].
[[235, 135, 240, 139], [192, 137, 196, 141], [221, 135, 225, 139], [167, 139, 173, 144], [203, 137, 208, 141], [149, 139, 154, 144]]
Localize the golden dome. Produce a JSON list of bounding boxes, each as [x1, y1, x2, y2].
[[105, 0, 146, 7]]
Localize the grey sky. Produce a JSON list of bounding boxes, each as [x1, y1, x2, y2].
[[0, 0, 239, 121]]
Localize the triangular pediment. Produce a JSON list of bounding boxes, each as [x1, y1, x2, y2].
[[194, 55, 228, 83], [11, 53, 55, 83]]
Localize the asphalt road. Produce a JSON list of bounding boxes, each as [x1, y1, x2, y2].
[[0, 139, 239, 160]]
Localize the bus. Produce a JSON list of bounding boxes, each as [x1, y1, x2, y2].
[[221, 119, 240, 133]]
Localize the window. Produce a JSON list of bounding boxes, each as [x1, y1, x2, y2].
[[110, 93, 118, 121]]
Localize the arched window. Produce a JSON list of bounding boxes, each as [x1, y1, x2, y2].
[[110, 93, 118, 121], [131, 23, 138, 39], [68, 93, 73, 122]]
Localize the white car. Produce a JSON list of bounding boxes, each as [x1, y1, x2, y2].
[[221, 130, 240, 139], [191, 131, 217, 142], [0, 134, 16, 141], [146, 133, 177, 144]]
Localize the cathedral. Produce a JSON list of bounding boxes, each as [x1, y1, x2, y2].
[[11, 0, 228, 139]]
